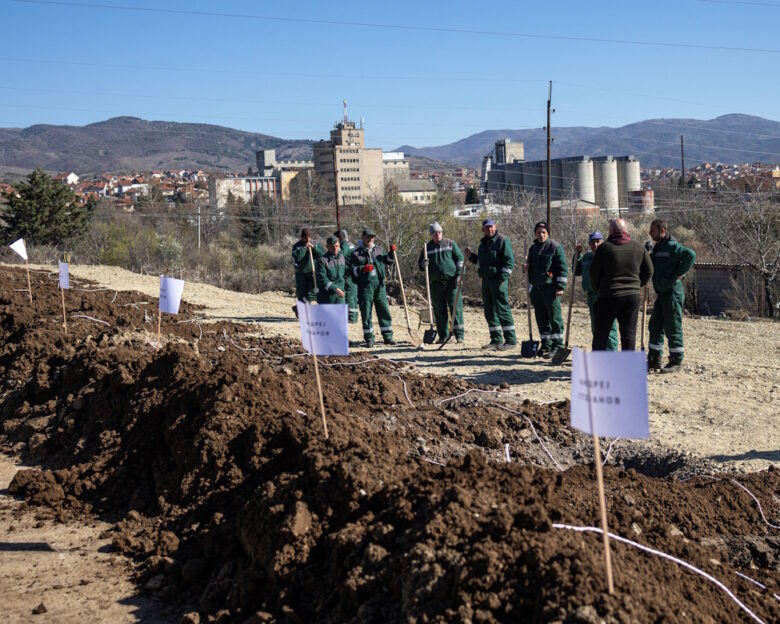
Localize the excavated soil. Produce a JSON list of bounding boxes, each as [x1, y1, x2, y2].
[[1, 266, 779, 623]]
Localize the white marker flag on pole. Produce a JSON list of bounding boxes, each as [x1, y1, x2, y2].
[[296, 302, 349, 356], [159, 275, 185, 315], [58, 261, 70, 290], [570, 348, 649, 439], [9, 238, 28, 260]]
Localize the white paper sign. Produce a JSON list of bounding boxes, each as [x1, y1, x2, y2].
[[9, 238, 27, 260], [296, 302, 349, 356], [58, 261, 69, 289], [159, 275, 185, 315], [570, 348, 649, 439]]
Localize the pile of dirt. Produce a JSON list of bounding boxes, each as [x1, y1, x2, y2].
[[1, 266, 778, 623]]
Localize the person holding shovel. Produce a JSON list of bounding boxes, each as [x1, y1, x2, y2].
[[350, 229, 396, 347], [524, 221, 568, 358], [418, 222, 465, 344], [316, 236, 347, 304], [466, 219, 517, 350], [575, 231, 618, 351], [291, 227, 325, 317]]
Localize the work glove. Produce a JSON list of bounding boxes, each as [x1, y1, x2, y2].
[[363, 264, 374, 273], [389, 244, 397, 252]]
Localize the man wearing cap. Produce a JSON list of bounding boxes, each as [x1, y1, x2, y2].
[[575, 231, 618, 351], [337, 229, 359, 323], [291, 228, 325, 316], [350, 229, 396, 347], [525, 221, 568, 358], [419, 222, 465, 344], [316, 236, 346, 304], [647, 219, 696, 373], [589, 218, 653, 352], [466, 219, 517, 350]]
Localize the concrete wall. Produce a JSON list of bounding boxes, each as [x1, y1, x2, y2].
[[695, 264, 747, 315]]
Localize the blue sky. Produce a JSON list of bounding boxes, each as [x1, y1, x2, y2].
[[2, 0, 780, 154]]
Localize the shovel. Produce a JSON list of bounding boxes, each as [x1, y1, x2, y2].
[[392, 249, 422, 347], [438, 267, 465, 350], [551, 250, 579, 365], [640, 284, 648, 351], [521, 262, 539, 357], [422, 243, 438, 344]]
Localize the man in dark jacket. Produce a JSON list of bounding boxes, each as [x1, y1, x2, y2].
[[350, 229, 396, 347], [418, 222, 465, 343], [647, 219, 696, 373], [525, 220, 569, 357], [589, 218, 653, 351], [291, 227, 325, 317], [576, 231, 618, 350], [466, 219, 516, 350], [316, 236, 346, 304]]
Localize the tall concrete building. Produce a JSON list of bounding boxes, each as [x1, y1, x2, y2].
[[255, 149, 314, 201], [313, 102, 385, 205]]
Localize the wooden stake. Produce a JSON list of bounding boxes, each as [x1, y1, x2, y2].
[[157, 311, 162, 349], [582, 351, 615, 594], [307, 246, 329, 439], [61, 286, 68, 334], [24, 259, 33, 304]]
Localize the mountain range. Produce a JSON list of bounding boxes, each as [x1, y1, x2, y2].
[[1, 114, 779, 176]]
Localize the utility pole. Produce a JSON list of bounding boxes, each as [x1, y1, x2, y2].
[[680, 135, 685, 187], [546, 80, 553, 225], [333, 145, 341, 232], [197, 201, 201, 250]]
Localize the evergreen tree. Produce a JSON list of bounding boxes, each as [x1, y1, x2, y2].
[[2, 168, 91, 244]]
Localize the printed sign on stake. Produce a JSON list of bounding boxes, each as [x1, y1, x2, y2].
[[9, 238, 28, 260], [58, 261, 70, 290], [296, 302, 349, 356], [570, 349, 649, 439], [159, 275, 185, 315]]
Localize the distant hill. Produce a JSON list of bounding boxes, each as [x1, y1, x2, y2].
[[397, 114, 780, 168], [0, 116, 313, 175], [2, 114, 779, 176]]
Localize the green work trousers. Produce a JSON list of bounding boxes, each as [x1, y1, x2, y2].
[[530, 284, 564, 350], [295, 272, 316, 303], [648, 285, 685, 364], [358, 281, 394, 343], [587, 291, 618, 351], [430, 277, 464, 339], [482, 277, 516, 345], [345, 276, 358, 323]]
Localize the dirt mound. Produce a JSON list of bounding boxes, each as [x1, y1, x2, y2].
[[1, 266, 778, 623]]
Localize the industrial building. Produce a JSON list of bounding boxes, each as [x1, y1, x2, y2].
[[255, 149, 314, 201], [208, 175, 277, 209], [483, 139, 648, 213]]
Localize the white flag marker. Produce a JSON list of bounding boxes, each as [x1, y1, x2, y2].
[[157, 275, 185, 348], [59, 261, 69, 334], [296, 302, 349, 356], [569, 348, 649, 595], [9, 238, 27, 260]]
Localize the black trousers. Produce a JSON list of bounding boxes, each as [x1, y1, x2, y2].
[[592, 294, 640, 351]]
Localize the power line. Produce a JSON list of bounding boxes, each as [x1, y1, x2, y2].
[[12, 0, 780, 55]]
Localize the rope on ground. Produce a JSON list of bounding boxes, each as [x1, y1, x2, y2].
[[435, 387, 521, 407], [552, 523, 768, 624], [486, 402, 563, 471], [603, 438, 620, 466], [680, 475, 779, 531], [70, 314, 111, 327], [392, 373, 415, 408], [221, 328, 281, 358]]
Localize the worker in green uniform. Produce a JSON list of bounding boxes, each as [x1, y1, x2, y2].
[[291, 227, 325, 317], [647, 219, 696, 373], [316, 236, 346, 304], [575, 231, 618, 351], [466, 219, 516, 350], [337, 229, 359, 323], [418, 222, 465, 344], [524, 221, 568, 358], [350, 229, 396, 347]]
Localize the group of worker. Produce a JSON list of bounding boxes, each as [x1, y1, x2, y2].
[[292, 216, 696, 371]]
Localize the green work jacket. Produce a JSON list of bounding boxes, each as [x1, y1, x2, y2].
[[418, 238, 464, 281], [650, 235, 696, 294], [527, 239, 568, 290]]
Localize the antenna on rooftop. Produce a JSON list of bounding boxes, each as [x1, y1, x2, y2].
[[343, 99, 348, 124]]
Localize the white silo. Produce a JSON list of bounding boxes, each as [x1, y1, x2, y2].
[[562, 157, 595, 203], [593, 156, 619, 214], [617, 156, 641, 210]]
